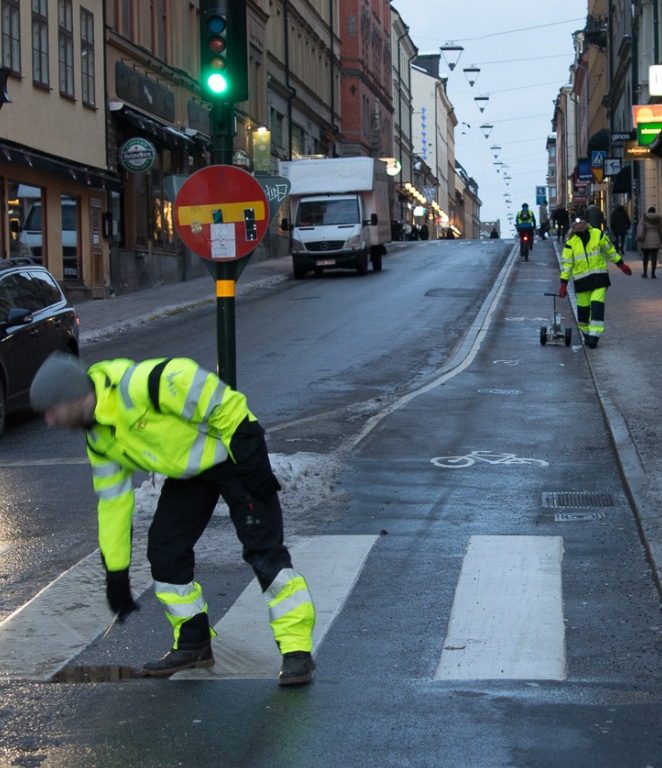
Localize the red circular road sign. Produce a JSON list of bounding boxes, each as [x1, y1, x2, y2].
[[174, 165, 269, 261]]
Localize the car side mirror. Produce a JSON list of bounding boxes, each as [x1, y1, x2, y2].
[[6, 308, 32, 326], [9, 220, 20, 233], [280, 218, 290, 231], [370, 213, 378, 226]]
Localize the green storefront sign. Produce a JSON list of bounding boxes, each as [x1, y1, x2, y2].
[[637, 122, 662, 146]]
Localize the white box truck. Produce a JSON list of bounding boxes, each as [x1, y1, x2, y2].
[[279, 157, 391, 279]]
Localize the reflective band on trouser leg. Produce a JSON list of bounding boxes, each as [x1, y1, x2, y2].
[[588, 288, 606, 337], [154, 580, 216, 649], [576, 291, 591, 334], [265, 568, 316, 654]]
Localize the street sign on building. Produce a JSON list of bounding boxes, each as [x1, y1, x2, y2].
[[535, 186, 546, 204], [604, 158, 621, 176], [174, 165, 269, 261], [624, 140, 651, 160]]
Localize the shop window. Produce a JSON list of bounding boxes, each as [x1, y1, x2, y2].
[[2, 0, 20, 74], [58, 0, 73, 97], [60, 194, 80, 279], [80, 7, 95, 107], [7, 182, 43, 262], [149, 151, 174, 250], [32, 0, 49, 88]]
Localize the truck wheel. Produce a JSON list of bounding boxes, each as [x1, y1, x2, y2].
[[293, 263, 307, 280], [356, 249, 369, 276], [371, 252, 383, 272]]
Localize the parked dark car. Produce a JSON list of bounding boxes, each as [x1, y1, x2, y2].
[[0, 257, 79, 435]]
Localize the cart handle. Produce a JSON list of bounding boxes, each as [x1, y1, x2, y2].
[[544, 292, 562, 297]]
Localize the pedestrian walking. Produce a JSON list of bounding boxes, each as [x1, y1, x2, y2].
[[585, 202, 605, 231], [29, 353, 317, 684], [552, 205, 569, 241], [538, 200, 550, 239], [559, 213, 632, 348], [419, 222, 429, 240], [609, 204, 631, 254], [490, 227, 499, 239], [635, 206, 662, 278]]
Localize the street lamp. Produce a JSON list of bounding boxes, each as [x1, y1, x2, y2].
[[440, 43, 463, 71]]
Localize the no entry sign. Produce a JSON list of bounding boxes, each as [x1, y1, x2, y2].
[[174, 165, 269, 260]]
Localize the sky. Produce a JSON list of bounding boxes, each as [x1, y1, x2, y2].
[[391, 0, 586, 234]]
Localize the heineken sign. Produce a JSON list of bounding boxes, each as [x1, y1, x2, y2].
[[119, 137, 157, 173]]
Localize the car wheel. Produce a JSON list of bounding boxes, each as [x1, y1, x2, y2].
[[356, 249, 369, 276]]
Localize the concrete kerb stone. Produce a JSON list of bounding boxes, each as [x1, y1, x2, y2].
[[551, 240, 662, 597]]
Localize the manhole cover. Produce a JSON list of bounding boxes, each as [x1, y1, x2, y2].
[[542, 491, 614, 509]]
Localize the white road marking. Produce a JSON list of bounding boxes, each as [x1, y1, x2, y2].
[[175, 535, 378, 679], [0, 535, 376, 682], [435, 535, 566, 681], [0, 553, 154, 681]]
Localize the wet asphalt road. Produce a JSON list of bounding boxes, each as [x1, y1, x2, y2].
[[0, 239, 661, 767]]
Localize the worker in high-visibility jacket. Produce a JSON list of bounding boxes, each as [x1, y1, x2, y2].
[[30, 353, 316, 685], [559, 214, 632, 347]]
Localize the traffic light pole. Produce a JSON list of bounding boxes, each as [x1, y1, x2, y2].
[[211, 102, 238, 388]]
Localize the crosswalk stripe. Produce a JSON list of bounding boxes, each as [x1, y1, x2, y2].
[[174, 535, 378, 680], [435, 535, 566, 681], [0, 553, 154, 681], [0, 535, 377, 682]]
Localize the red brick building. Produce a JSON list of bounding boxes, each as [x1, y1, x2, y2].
[[338, 0, 394, 157]]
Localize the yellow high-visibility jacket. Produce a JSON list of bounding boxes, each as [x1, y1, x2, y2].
[[561, 226, 622, 292], [86, 357, 254, 571]]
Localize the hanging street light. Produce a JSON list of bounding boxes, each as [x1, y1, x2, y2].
[[479, 123, 493, 138], [490, 144, 501, 159], [440, 43, 464, 71], [474, 94, 489, 113], [463, 66, 480, 87]]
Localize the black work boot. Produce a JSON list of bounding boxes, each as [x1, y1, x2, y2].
[[279, 651, 315, 686], [586, 336, 599, 349], [143, 644, 214, 677]]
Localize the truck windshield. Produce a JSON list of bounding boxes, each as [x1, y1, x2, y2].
[[296, 199, 359, 227]]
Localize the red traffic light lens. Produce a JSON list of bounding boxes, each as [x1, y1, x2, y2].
[[209, 36, 226, 53]]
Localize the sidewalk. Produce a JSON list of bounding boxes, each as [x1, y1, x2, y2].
[[75, 243, 662, 592], [550, 239, 662, 593], [75, 255, 292, 344]]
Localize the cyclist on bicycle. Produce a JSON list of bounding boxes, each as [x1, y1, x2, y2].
[[516, 203, 536, 250]]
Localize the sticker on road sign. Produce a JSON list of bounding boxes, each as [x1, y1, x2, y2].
[[211, 223, 236, 259]]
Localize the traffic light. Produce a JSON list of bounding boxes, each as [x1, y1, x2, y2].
[[199, 0, 248, 104]]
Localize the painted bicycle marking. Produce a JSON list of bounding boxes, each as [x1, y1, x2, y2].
[[431, 450, 549, 469]]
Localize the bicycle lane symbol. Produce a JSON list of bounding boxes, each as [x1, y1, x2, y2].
[[430, 450, 549, 469]]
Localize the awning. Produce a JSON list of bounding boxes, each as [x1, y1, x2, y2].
[[611, 165, 631, 194], [0, 139, 121, 192], [587, 128, 610, 154], [111, 103, 204, 151]]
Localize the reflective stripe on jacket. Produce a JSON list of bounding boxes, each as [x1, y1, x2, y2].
[[560, 226, 621, 293], [86, 357, 255, 571]]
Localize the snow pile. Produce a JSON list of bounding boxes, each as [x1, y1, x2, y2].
[[133, 452, 341, 524]]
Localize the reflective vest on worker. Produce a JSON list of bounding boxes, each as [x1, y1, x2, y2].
[[86, 357, 254, 571], [560, 226, 620, 293]]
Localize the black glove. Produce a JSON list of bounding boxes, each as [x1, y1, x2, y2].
[[230, 418, 282, 502], [105, 568, 139, 621]]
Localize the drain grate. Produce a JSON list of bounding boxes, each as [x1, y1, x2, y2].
[[542, 491, 614, 509], [51, 665, 143, 683]]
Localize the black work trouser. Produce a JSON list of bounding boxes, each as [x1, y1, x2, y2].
[[642, 249, 658, 275], [147, 433, 292, 646]]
